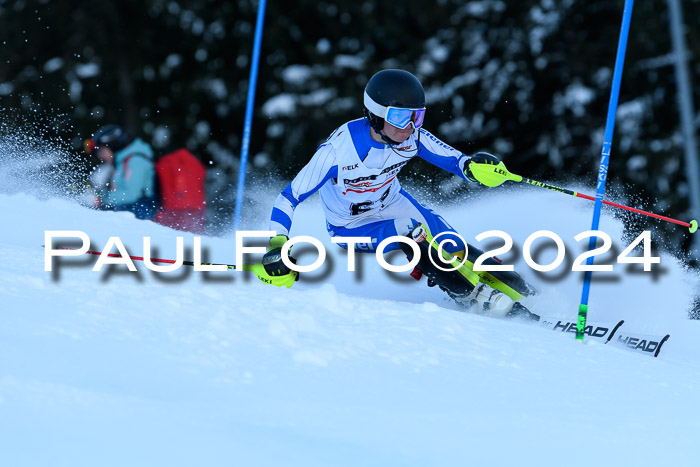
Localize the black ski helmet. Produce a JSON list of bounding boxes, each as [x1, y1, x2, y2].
[[92, 124, 131, 152], [363, 69, 426, 134]]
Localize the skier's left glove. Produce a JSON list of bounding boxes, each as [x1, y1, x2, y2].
[[262, 235, 298, 279], [464, 152, 510, 187]]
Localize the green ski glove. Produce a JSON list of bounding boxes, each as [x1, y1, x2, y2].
[[262, 235, 298, 278], [465, 152, 511, 187]]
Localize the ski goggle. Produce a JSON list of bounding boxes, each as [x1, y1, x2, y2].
[[385, 106, 426, 130]]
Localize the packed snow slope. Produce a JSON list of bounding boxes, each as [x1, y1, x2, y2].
[[1, 181, 700, 467]]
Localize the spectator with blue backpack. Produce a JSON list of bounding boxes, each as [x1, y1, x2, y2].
[[84, 124, 157, 220]]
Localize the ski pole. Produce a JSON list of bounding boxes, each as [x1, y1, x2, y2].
[[467, 161, 698, 233], [516, 176, 698, 233], [52, 247, 298, 287], [79, 248, 239, 269]]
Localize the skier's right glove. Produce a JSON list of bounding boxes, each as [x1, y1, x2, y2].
[[262, 235, 298, 278], [465, 152, 510, 187]]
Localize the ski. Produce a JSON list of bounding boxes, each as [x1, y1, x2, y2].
[[613, 331, 671, 358], [539, 316, 624, 343], [538, 316, 670, 357]]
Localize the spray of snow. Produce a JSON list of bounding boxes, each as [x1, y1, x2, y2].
[[1, 136, 700, 466]]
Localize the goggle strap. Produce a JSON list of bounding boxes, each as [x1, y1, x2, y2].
[[364, 91, 388, 118]]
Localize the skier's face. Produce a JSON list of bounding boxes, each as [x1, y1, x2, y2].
[[382, 120, 415, 143], [96, 146, 114, 164]]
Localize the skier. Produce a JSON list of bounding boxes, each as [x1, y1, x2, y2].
[[84, 125, 157, 220], [263, 69, 535, 318]]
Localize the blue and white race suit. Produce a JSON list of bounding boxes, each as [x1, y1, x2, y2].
[[269, 118, 474, 253]]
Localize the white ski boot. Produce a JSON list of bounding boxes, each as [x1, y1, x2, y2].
[[459, 283, 540, 321], [462, 283, 514, 317]]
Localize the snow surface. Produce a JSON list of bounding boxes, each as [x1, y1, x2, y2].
[[1, 165, 700, 466]]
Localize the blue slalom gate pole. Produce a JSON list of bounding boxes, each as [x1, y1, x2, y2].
[[233, 0, 267, 232], [577, 0, 635, 341]]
